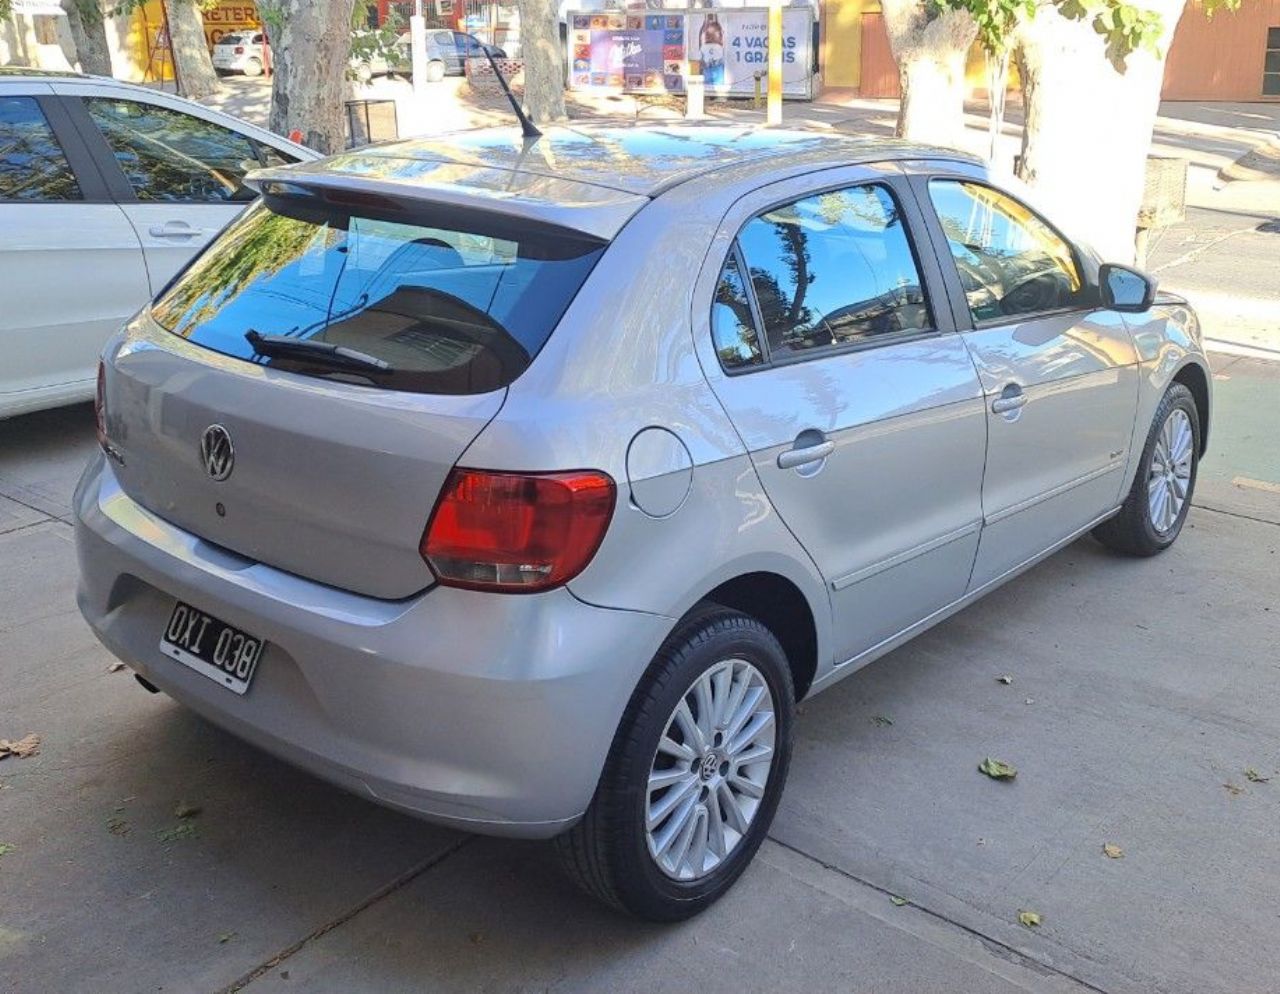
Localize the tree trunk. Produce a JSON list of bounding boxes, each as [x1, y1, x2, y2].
[[164, 0, 220, 99], [63, 0, 113, 77], [516, 0, 565, 123], [1013, 1, 1186, 263], [880, 0, 975, 147], [267, 0, 359, 154]]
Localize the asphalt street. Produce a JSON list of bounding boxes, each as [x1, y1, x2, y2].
[[1, 349, 1277, 993]]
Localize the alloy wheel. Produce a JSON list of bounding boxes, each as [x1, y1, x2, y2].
[[645, 658, 777, 881], [1147, 407, 1194, 535]]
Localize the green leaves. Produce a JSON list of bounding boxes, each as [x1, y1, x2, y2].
[[1018, 909, 1042, 927], [979, 757, 1018, 780], [931, 0, 1174, 69]]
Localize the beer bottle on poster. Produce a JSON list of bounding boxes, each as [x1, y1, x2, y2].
[[699, 13, 725, 85]]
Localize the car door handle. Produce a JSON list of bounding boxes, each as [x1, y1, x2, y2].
[[991, 385, 1028, 415], [148, 222, 207, 238], [777, 439, 835, 470]]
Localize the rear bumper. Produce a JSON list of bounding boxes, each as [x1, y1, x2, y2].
[[73, 454, 672, 838]]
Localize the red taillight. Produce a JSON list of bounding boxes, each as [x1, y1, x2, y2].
[[422, 468, 616, 592], [234, 45, 245, 54], [94, 361, 108, 450]]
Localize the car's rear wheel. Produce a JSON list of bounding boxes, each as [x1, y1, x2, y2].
[[555, 606, 793, 921], [243, 57, 263, 77], [1094, 382, 1200, 556]]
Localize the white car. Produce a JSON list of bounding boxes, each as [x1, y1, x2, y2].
[[0, 70, 315, 420], [211, 31, 271, 77]]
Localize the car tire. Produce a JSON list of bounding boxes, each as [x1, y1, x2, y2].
[[555, 604, 794, 921], [243, 57, 263, 77], [1093, 382, 1200, 557], [426, 60, 446, 83]]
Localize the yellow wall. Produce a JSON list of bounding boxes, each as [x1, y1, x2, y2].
[[823, 0, 876, 89], [110, 0, 259, 83], [201, 2, 260, 46], [109, 0, 171, 83]]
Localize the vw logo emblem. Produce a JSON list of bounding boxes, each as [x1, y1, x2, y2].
[[200, 424, 235, 482]]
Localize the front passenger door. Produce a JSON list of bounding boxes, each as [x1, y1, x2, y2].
[[918, 174, 1140, 588], [696, 172, 988, 669]]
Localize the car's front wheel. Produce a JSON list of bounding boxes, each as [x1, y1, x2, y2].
[[1094, 381, 1200, 556], [556, 606, 794, 921]]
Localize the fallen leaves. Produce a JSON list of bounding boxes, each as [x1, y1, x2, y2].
[[870, 715, 894, 727], [156, 823, 197, 844], [1102, 843, 1124, 859], [1018, 910, 1042, 928], [979, 757, 1017, 780], [996, 675, 1014, 685], [174, 801, 202, 820], [107, 816, 130, 837], [218, 932, 237, 945], [1245, 768, 1270, 784], [0, 734, 40, 760], [1223, 782, 1244, 796], [0, 843, 15, 857], [890, 895, 908, 906]]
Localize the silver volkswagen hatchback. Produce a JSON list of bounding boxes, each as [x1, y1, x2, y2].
[[76, 125, 1210, 920]]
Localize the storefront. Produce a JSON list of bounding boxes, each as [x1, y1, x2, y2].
[[826, 0, 1280, 102]]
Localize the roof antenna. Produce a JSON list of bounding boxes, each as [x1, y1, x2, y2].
[[483, 48, 541, 140]]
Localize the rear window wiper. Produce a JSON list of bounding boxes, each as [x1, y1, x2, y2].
[[245, 329, 392, 373]]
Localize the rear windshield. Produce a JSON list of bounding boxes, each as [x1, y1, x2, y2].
[[151, 197, 605, 395]]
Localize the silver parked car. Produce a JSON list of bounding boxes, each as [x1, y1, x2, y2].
[[76, 126, 1210, 921]]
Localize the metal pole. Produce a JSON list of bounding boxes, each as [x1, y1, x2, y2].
[[766, 0, 782, 126]]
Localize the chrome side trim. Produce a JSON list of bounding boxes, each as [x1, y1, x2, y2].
[[830, 520, 983, 592], [984, 460, 1124, 527], [809, 505, 1121, 697]]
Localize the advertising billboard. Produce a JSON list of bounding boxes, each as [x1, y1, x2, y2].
[[566, 7, 812, 98], [569, 12, 687, 93], [687, 7, 812, 98]]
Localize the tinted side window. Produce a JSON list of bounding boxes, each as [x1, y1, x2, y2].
[[84, 98, 259, 203], [737, 184, 930, 360], [928, 179, 1084, 323], [712, 252, 763, 370], [0, 96, 82, 202]]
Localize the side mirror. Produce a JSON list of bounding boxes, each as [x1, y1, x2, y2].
[[1099, 263, 1157, 313]]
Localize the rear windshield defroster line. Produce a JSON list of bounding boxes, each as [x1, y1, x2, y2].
[[150, 197, 606, 395]]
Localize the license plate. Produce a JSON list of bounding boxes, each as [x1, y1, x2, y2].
[[160, 601, 264, 695]]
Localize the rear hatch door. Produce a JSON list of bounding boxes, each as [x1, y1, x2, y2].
[[102, 189, 607, 599]]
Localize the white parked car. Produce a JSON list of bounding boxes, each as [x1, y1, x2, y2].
[[0, 70, 315, 420], [211, 31, 271, 77]]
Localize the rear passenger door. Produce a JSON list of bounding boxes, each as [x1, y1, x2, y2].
[[58, 87, 290, 292], [909, 168, 1140, 588], [693, 167, 988, 669], [0, 85, 149, 408]]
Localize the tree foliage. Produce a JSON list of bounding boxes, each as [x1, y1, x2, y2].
[[934, 0, 1241, 68]]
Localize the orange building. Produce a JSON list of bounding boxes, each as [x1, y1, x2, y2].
[[823, 0, 1280, 102]]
